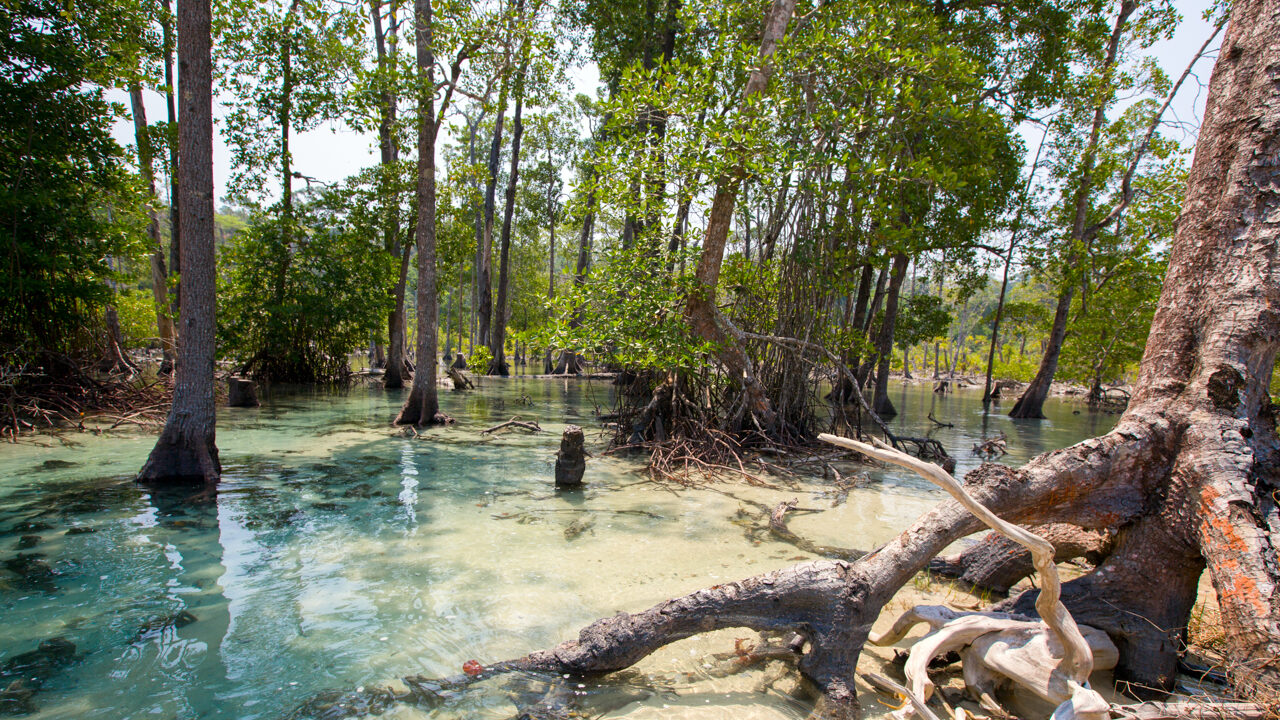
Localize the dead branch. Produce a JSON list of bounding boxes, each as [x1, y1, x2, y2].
[[480, 416, 542, 434], [821, 433, 1110, 720]]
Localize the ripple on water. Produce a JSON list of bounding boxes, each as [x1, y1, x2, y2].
[[0, 380, 1115, 719]]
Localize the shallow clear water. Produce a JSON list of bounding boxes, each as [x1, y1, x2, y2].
[[0, 379, 1116, 719]]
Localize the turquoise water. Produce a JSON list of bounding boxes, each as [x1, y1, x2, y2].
[[0, 379, 1116, 719]]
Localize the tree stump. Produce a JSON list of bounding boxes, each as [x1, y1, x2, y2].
[[447, 367, 474, 390], [554, 425, 586, 488], [227, 377, 259, 407]]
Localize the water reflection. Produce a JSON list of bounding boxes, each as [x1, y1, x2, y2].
[[0, 380, 1116, 719]]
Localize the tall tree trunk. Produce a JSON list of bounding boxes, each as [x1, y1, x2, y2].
[[372, 0, 410, 390], [488, 44, 531, 377], [465, 110, 485, 361], [477, 16, 518, 350], [394, 0, 447, 426], [983, 132, 1046, 410], [129, 84, 177, 374], [456, 268, 465, 365], [871, 252, 908, 417], [139, 0, 220, 485], [683, 0, 796, 434], [162, 0, 180, 327], [554, 160, 595, 375], [1010, 0, 1134, 419], [342, 9, 1280, 715], [544, 142, 557, 375], [279, 0, 299, 237], [443, 290, 453, 359]]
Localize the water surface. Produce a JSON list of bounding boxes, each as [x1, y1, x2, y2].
[[0, 379, 1116, 719]]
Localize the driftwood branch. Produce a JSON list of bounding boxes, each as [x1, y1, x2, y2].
[[819, 433, 1109, 720], [481, 416, 541, 434]]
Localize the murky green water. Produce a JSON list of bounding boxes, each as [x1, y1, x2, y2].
[[0, 379, 1116, 720]]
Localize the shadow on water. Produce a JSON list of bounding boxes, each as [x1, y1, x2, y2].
[[0, 378, 1117, 719]]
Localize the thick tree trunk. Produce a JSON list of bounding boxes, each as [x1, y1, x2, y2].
[[129, 84, 177, 374], [139, 0, 220, 485], [973, 0, 1280, 691], [394, 0, 448, 427], [683, 0, 796, 435], [930, 523, 1113, 594], [488, 44, 530, 377], [871, 252, 908, 417], [383, 3, 1280, 713]]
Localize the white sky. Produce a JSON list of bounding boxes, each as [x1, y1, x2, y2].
[[109, 0, 1217, 207]]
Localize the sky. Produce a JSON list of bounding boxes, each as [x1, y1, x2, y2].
[[109, 0, 1219, 208]]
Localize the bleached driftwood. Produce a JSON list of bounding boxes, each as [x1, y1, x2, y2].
[[819, 433, 1114, 720]]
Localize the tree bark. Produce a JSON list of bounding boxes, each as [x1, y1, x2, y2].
[[162, 0, 180, 327], [683, 0, 796, 435], [984, 132, 1046, 410], [388, 2, 1280, 712], [129, 84, 177, 374], [488, 38, 531, 377], [372, 0, 411, 390], [477, 16, 518, 350], [871, 252, 908, 417], [139, 0, 220, 485], [394, 0, 448, 427], [930, 523, 1113, 595], [1010, 0, 1134, 419]]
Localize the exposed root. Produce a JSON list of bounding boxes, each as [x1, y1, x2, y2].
[[1, 357, 174, 441]]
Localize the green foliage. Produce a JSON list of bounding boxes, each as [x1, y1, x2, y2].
[[992, 352, 1042, 383], [214, 0, 365, 202], [114, 288, 160, 348], [0, 0, 153, 362], [896, 294, 951, 349], [1058, 162, 1183, 387], [543, 244, 710, 373], [217, 205, 393, 383], [469, 345, 493, 374]]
